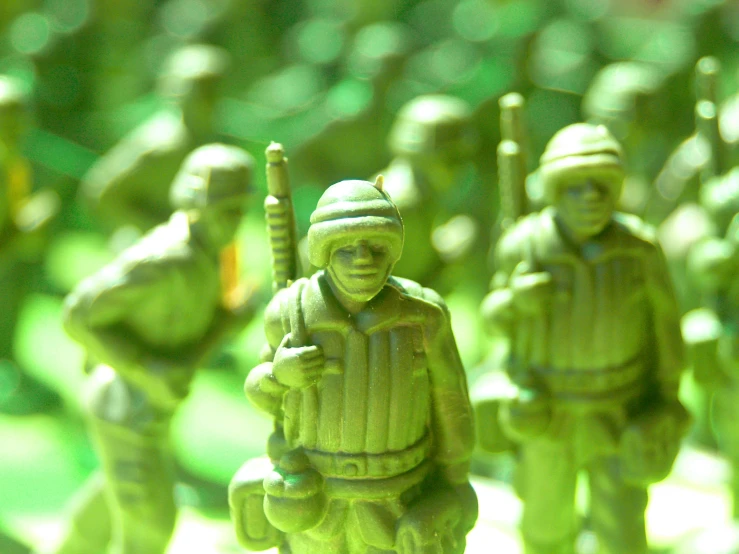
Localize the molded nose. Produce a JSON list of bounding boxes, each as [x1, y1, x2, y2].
[[354, 242, 372, 262]]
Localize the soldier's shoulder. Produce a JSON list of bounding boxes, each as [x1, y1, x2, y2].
[[263, 277, 311, 341], [495, 210, 549, 262], [265, 277, 310, 316], [117, 214, 193, 270], [388, 276, 449, 314], [611, 212, 660, 249]]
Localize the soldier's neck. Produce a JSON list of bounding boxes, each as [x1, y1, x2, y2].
[[324, 273, 368, 315]]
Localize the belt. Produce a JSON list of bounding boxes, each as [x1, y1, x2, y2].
[[531, 355, 647, 403], [304, 433, 431, 480]]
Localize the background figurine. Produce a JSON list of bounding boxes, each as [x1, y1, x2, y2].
[[0, 75, 60, 415], [481, 121, 689, 553], [80, 44, 230, 239], [55, 144, 255, 554], [232, 145, 477, 553], [380, 94, 482, 291]]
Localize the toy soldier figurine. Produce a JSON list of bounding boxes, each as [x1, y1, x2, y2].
[[0, 75, 60, 414], [380, 95, 481, 289], [482, 122, 688, 554], [81, 44, 229, 236], [56, 144, 255, 554], [234, 170, 477, 553]]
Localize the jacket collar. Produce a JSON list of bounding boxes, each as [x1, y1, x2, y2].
[[303, 272, 413, 335]]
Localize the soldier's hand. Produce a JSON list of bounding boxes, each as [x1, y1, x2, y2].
[[272, 336, 324, 389], [509, 262, 553, 315], [500, 386, 552, 442], [620, 400, 689, 486]]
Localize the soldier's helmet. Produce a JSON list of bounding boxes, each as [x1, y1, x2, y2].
[[169, 144, 253, 211], [539, 123, 625, 204], [582, 62, 664, 132], [388, 95, 477, 161], [308, 179, 404, 268]]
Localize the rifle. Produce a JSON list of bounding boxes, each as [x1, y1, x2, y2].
[[497, 93, 529, 229], [263, 142, 309, 445]]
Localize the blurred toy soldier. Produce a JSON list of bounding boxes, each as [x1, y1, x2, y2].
[[234, 176, 477, 553], [56, 144, 255, 554], [380, 95, 482, 291], [290, 21, 413, 189], [0, 76, 60, 415], [81, 44, 229, 239], [583, 61, 682, 217], [482, 122, 688, 554]]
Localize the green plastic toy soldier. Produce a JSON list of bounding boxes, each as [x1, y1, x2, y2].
[[380, 94, 481, 289], [81, 44, 229, 237], [55, 144, 255, 554], [481, 121, 688, 554], [0, 75, 60, 414], [231, 147, 477, 553]]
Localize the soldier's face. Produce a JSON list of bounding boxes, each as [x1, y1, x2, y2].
[[327, 238, 394, 302], [555, 178, 614, 239], [201, 200, 246, 249]]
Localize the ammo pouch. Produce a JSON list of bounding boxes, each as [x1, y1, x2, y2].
[[228, 456, 283, 551], [682, 308, 726, 389], [396, 484, 465, 554], [470, 369, 516, 453], [619, 399, 690, 487]]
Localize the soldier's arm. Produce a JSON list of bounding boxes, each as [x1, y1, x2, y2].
[[63, 260, 167, 379], [644, 242, 685, 398], [422, 289, 475, 486], [480, 229, 522, 335], [183, 288, 262, 367], [244, 292, 289, 417]]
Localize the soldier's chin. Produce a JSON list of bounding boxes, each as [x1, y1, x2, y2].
[[339, 279, 385, 302], [573, 216, 609, 237], [345, 286, 383, 302]]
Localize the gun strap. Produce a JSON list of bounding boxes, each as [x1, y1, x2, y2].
[[288, 279, 308, 348]]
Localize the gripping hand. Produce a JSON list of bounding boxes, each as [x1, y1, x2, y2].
[[272, 335, 324, 389]]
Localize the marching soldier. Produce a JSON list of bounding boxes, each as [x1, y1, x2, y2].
[[56, 144, 255, 554], [482, 122, 688, 554]]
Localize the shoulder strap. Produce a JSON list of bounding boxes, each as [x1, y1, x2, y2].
[[521, 214, 540, 270], [287, 279, 308, 348]]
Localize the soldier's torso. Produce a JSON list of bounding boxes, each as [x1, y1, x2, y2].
[[118, 212, 221, 353], [505, 209, 658, 399], [284, 274, 436, 478]]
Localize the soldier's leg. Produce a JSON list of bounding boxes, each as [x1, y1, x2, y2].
[[588, 455, 648, 554], [518, 439, 579, 554], [90, 416, 176, 554], [51, 471, 111, 554]]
